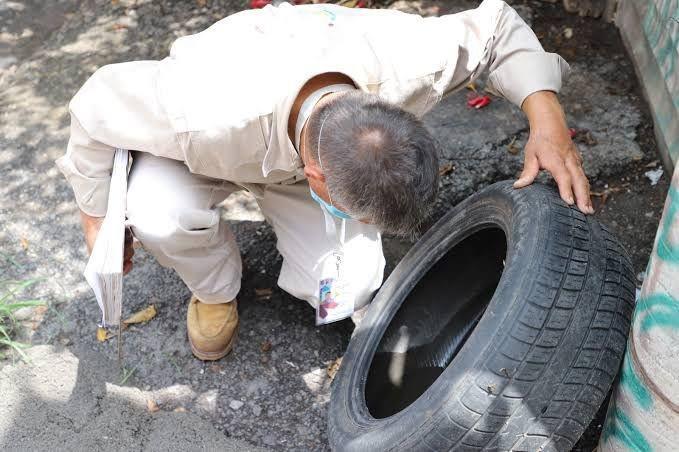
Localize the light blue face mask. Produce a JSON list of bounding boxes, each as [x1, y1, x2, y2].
[[310, 188, 353, 220]]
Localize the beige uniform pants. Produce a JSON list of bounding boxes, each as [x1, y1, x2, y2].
[[126, 152, 385, 311]]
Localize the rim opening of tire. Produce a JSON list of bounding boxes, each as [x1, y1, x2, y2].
[[364, 227, 507, 419]]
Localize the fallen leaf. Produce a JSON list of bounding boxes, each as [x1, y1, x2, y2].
[[20, 237, 29, 250], [260, 340, 272, 352], [327, 357, 343, 381], [507, 137, 520, 155], [123, 305, 157, 325], [112, 23, 128, 31], [196, 0, 207, 6], [174, 406, 187, 413], [96, 327, 112, 342], [439, 163, 455, 176], [147, 399, 160, 413]]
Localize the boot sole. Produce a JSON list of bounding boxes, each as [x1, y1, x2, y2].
[[188, 323, 239, 361]]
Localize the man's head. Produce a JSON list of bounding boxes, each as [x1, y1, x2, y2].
[[301, 90, 439, 237]]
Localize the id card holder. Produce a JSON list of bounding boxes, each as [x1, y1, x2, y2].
[[316, 251, 355, 325]]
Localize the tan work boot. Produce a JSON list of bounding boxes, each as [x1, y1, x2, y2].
[[186, 295, 239, 361]]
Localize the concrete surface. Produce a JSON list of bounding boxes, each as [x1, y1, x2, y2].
[[0, 0, 670, 450]]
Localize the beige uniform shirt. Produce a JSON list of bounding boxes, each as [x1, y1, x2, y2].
[[56, 0, 569, 217]]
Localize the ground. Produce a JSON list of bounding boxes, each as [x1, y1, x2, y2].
[[0, 0, 671, 450]]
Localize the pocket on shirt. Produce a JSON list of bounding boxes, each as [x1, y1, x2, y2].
[[176, 117, 270, 181]]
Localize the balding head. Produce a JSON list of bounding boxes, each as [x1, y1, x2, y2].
[[306, 90, 439, 237]]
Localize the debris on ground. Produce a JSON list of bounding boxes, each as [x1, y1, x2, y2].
[[123, 304, 157, 325], [254, 288, 273, 301], [467, 94, 491, 109], [96, 326, 113, 342], [260, 339, 272, 352], [507, 136, 520, 155], [563, 27, 573, 39], [439, 163, 455, 176], [147, 398, 160, 413], [644, 167, 663, 186], [230, 400, 244, 410], [327, 357, 342, 380], [591, 185, 626, 209]]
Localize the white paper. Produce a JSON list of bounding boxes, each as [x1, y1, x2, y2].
[[84, 149, 129, 327]]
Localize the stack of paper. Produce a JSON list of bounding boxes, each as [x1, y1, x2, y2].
[[84, 149, 129, 327]]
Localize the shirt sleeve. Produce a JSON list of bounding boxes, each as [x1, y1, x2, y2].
[[437, 0, 570, 107], [55, 61, 181, 217]]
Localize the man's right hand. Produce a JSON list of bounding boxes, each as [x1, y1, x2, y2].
[[79, 209, 134, 275]]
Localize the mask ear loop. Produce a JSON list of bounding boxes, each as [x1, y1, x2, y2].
[[315, 111, 337, 208]]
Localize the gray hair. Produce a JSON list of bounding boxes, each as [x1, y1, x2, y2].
[[306, 90, 439, 237]]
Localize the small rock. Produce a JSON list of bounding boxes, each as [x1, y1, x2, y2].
[[229, 400, 244, 410], [13, 306, 34, 321], [564, 27, 574, 39], [251, 404, 262, 416]]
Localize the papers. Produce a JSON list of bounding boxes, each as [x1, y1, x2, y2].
[[84, 149, 129, 327]]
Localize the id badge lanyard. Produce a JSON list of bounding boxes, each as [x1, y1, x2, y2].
[[316, 210, 355, 325]]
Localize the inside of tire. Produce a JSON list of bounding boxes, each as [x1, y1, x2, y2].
[[365, 227, 507, 419]]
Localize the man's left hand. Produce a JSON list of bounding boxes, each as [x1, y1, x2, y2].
[[516, 91, 594, 215]]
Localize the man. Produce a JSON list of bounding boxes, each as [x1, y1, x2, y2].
[[57, 0, 592, 361]]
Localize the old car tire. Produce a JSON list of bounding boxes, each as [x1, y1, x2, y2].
[[328, 181, 635, 451]]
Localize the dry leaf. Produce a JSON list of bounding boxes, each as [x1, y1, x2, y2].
[[147, 399, 160, 413], [196, 0, 207, 6], [123, 305, 157, 325], [20, 237, 29, 250], [438, 163, 455, 176], [96, 327, 112, 342], [260, 340, 272, 352], [327, 357, 343, 381], [507, 137, 520, 155], [174, 406, 187, 413]]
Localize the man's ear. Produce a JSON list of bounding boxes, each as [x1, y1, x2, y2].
[[303, 163, 325, 183]]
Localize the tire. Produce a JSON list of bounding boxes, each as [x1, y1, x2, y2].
[[328, 181, 635, 452]]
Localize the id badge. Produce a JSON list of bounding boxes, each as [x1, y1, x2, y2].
[[316, 252, 355, 325]]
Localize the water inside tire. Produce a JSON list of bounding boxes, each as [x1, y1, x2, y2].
[[365, 228, 507, 419]]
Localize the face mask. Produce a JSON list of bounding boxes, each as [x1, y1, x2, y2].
[[310, 187, 352, 220]]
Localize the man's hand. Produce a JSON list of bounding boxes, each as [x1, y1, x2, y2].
[[79, 209, 134, 275], [515, 91, 594, 215]]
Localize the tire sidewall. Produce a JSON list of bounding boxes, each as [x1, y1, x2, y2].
[[329, 181, 554, 451]]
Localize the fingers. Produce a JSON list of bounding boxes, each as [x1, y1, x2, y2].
[[565, 156, 594, 214], [547, 161, 573, 206], [514, 153, 540, 188]]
